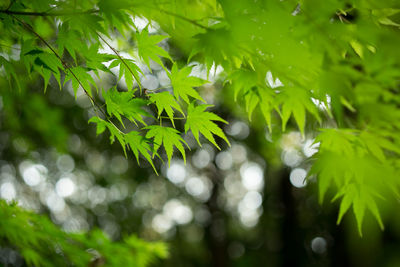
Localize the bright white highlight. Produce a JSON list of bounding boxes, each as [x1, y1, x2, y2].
[[166, 161, 186, 184], [0, 182, 16, 201], [266, 71, 283, 88], [19, 162, 47, 187], [163, 199, 193, 225], [289, 168, 307, 188], [56, 177, 76, 197], [303, 139, 319, 157], [240, 162, 264, 191]]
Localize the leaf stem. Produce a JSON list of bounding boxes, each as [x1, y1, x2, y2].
[[159, 116, 185, 120]]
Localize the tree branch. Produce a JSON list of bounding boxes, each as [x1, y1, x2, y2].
[[0, 8, 99, 16], [12, 15, 109, 121], [158, 8, 209, 30], [98, 34, 143, 94]]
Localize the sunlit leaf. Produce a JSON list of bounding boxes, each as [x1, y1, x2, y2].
[[185, 103, 229, 150], [145, 125, 189, 165]]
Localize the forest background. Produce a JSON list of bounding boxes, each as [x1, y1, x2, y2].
[[1, 0, 400, 266]]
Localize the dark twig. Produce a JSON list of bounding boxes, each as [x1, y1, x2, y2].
[[157, 8, 209, 30], [98, 34, 143, 94], [5, 0, 16, 11], [11, 15, 109, 121], [0, 9, 99, 16]]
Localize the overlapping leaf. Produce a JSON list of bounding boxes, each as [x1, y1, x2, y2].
[[149, 91, 184, 127], [98, 0, 133, 35], [125, 131, 157, 173], [83, 44, 114, 75], [103, 88, 151, 127], [229, 69, 275, 131], [67, 14, 106, 39], [310, 129, 398, 235], [22, 48, 63, 91], [109, 57, 142, 90], [56, 24, 83, 62], [135, 28, 171, 69], [277, 87, 321, 135], [88, 116, 126, 155], [64, 66, 97, 97]]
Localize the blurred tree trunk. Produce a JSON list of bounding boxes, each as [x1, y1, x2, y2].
[[204, 166, 228, 267]]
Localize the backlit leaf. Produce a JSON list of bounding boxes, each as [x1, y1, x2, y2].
[[185, 103, 229, 150]]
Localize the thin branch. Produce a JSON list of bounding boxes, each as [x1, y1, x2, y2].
[[157, 8, 210, 30], [98, 34, 143, 94], [159, 116, 185, 120], [146, 85, 172, 92], [0, 8, 99, 16], [11, 16, 132, 138], [44, 4, 63, 14], [11, 15, 109, 121]]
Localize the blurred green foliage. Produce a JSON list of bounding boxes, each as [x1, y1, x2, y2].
[[1, 0, 400, 266]]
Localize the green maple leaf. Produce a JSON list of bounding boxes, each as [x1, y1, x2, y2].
[[68, 14, 106, 39], [315, 129, 357, 156], [84, 44, 114, 75], [103, 88, 151, 127], [89, 118, 156, 172], [332, 183, 384, 236], [125, 131, 157, 174], [185, 103, 230, 150], [259, 88, 275, 133], [88, 116, 126, 155], [229, 69, 258, 101], [64, 66, 97, 98], [309, 150, 352, 204], [23, 49, 63, 91], [310, 129, 392, 235], [135, 28, 171, 70], [278, 87, 321, 136], [229, 69, 275, 131], [98, 0, 133, 35], [35, 52, 63, 90], [244, 88, 259, 121], [148, 91, 184, 127], [189, 27, 243, 71], [109, 58, 142, 90], [57, 23, 83, 62], [145, 125, 189, 165], [169, 63, 207, 103]]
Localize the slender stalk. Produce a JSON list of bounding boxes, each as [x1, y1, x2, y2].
[[98, 34, 143, 94], [158, 8, 209, 30], [0, 9, 99, 16], [159, 116, 185, 120], [12, 15, 110, 121]]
